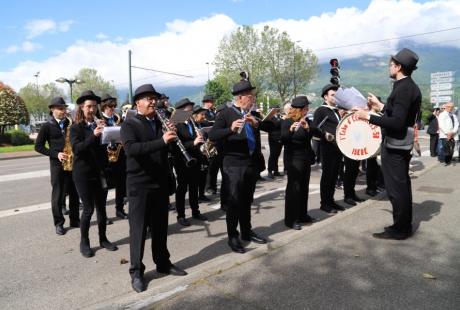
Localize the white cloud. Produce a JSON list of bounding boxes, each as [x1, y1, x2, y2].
[[24, 19, 74, 38], [1, 1, 460, 91], [5, 41, 42, 54], [96, 32, 109, 40]]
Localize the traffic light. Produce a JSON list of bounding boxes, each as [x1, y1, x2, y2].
[[329, 58, 340, 86]]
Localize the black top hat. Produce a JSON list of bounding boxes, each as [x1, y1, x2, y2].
[[391, 48, 418, 70], [291, 96, 310, 108], [202, 95, 214, 102], [133, 84, 161, 102], [159, 93, 169, 100], [175, 98, 195, 109], [192, 105, 207, 114], [48, 96, 68, 109], [321, 84, 339, 98], [100, 93, 117, 102], [76, 90, 101, 105], [232, 80, 256, 96]]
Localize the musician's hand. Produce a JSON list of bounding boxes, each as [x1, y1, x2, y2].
[[245, 115, 259, 128], [447, 132, 453, 140], [231, 119, 245, 132], [57, 152, 68, 162], [93, 126, 104, 137], [290, 122, 299, 132], [367, 93, 384, 112], [162, 130, 177, 144], [355, 109, 370, 121], [166, 121, 177, 132], [300, 119, 309, 129], [194, 135, 204, 145]]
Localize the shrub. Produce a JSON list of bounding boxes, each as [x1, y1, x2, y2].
[[7, 129, 32, 146]]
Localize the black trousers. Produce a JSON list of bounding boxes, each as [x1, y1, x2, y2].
[[366, 157, 379, 191], [320, 142, 342, 206], [429, 134, 439, 157], [343, 157, 360, 198], [50, 164, 79, 226], [381, 146, 413, 232], [74, 177, 108, 242], [128, 187, 171, 279], [268, 139, 283, 173], [175, 164, 200, 218], [285, 156, 311, 227], [198, 159, 208, 197], [222, 163, 257, 238], [206, 154, 222, 192]]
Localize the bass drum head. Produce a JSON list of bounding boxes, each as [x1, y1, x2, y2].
[[336, 112, 381, 160]]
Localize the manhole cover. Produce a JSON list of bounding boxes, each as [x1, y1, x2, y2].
[[417, 186, 453, 194]]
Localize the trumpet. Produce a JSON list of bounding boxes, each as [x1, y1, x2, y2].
[[156, 108, 197, 168]]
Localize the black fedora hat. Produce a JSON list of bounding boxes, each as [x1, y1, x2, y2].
[[202, 95, 214, 102], [159, 93, 169, 100], [232, 80, 256, 96], [133, 84, 161, 102], [76, 90, 101, 105], [192, 105, 207, 114], [175, 98, 195, 109], [100, 93, 117, 102], [321, 84, 339, 98], [391, 48, 418, 70], [291, 96, 310, 108], [48, 96, 68, 109]]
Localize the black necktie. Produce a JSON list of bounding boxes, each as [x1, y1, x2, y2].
[[147, 119, 156, 136], [449, 113, 454, 127]]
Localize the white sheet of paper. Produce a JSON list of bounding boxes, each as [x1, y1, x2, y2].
[[334, 87, 368, 110], [171, 110, 193, 124], [101, 126, 121, 144]]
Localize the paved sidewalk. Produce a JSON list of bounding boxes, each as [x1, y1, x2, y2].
[[0, 150, 40, 161]]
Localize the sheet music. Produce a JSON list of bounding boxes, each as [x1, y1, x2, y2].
[[101, 126, 121, 144], [171, 109, 193, 124], [334, 87, 368, 110]]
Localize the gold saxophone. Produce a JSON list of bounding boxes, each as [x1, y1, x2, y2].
[[107, 113, 123, 163], [62, 116, 74, 171]]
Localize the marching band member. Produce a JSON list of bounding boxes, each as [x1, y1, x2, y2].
[[100, 94, 128, 220], [208, 75, 267, 254], [280, 96, 315, 230], [202, 95, 220, 195], [70, 90, 117, 258], [313, 84, 345, 214], [174, 98, 208, 226], [35, 97, 80, 235], [121, 84, 187, 293], [260, 106, 283, 179]]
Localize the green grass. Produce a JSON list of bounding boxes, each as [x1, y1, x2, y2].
[[0, 144, 35, 153]]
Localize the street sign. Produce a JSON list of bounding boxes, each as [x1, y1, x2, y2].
[[431, 96, 452, 103], [431, 71, 454, 79], [431, 77, 454, 84], [431, 83, 453, 91], [430, 90, 454, 96]]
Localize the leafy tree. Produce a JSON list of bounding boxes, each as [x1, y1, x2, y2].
[[19, 82, 64, 121], [203, 78, 233, 107], [71, 68, 117, 102], [0, 82, 29, 134]]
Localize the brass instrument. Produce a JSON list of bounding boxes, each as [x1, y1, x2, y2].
[[62, 116, 74, 171], [156, 108, 197, 167], [106, 112, 123, 163], [189, 117, 218, 158]]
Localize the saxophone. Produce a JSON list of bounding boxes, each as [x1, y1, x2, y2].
[[106, 112, 123, 163], [62, 116, 74, 171], [190, 117, 218, 158]]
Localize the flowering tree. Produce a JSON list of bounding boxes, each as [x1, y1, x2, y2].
[[0, 81, 29, 134]]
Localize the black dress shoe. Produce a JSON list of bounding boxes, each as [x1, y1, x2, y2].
[[320, 205, 337, 214], [131, 277, 145, 293], [241, 231, 267, 244], [331, 202, 346, 211], [192, 213, 208, 221], [116, 209, 128, 219], [286, 223, 302, 230], [106, 219, 114, 225], [168, 203, 176, 211], [299, 214, 315, 223], [206, 188, 217, 195], [366, 189, 378, 197], [198, 195, 211, 202], [384, 225, 396, 232], [273, 171, 282, 177], [228, 237, 245, 253], [352, 195, 365, 202], [69, 221, 80, 228], [157, 264, 187, 276], [372, 230, 411, 240], [100, 239, 118, 251], [55, 225, 66, 235], [80, 242, 94, 258], [177, 217, 191, 226], [267, 171, 274, 179], [343, 198, 357, 206]]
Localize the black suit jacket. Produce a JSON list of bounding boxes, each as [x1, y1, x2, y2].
[[312, 104, 341, 142], [70, 122, 108, 182], [208, 105, 265, 171], [280, 118, 314, 159], [427, 114, 439, 135], [35, 117, 71, 166], [120, 113, 171, 190], [260, 114, 282, 142], [369, 77, 421, 140]]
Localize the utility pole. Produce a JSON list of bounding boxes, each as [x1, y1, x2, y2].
[[128, 50, 133, 104]]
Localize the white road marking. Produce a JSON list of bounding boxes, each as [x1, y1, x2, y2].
[[0, 169, 50, 183]]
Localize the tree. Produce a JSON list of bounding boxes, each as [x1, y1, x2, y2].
[[19, 82, 64, 122], [214, 25, 318, 102], [0, 82, 29, 134], [203, 78, 233, 107], [71, 68, 117, 102]]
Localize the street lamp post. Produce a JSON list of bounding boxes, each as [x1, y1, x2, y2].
[[55, 78, 84, 104], [205, 62, 210, 81]]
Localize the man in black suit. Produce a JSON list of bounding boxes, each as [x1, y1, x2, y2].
[[121, 84, 186, 293], [427, 108, 440, 157], [208, 76, 267, 254], [260, 107, 283, 179], [173, 98, 208, 226], [35, 97, 79, 235], [356, 48, 421, 240], [100, 94, 128, 220], [312, 84, 345, 214]]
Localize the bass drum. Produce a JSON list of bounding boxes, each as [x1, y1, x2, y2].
[[336, 112, 382, 160]]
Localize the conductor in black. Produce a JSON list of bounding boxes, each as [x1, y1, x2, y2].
[[120, 84, 187, 293], [312, 84, 345, 214], [356, 48, 421, 240], [208, 76, 267, 254]]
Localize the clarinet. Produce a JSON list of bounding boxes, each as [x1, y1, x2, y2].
[[156, 108, 197, 168]]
